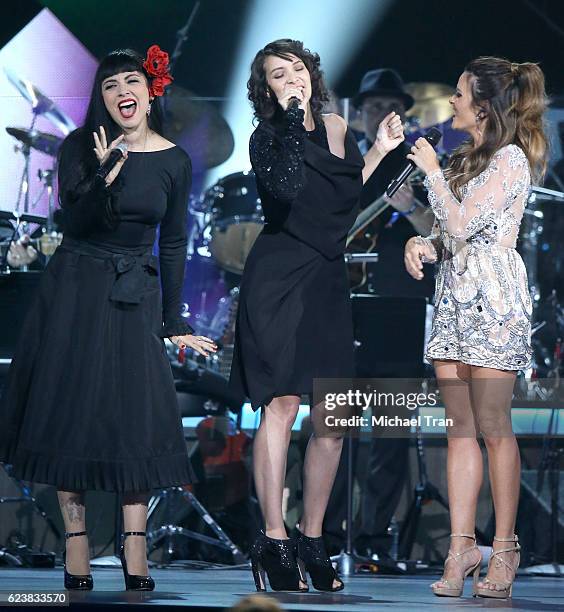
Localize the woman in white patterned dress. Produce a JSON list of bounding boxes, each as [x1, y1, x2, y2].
[[404, 57, 547, 599]]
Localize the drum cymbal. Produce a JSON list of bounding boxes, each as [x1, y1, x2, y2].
[[162, 86, 234, 170], [6, 127, 63, 157], [4, 68, 76, 135], [404, 82, 454, 128]]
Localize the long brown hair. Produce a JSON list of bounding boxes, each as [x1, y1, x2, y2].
[[446, 56, 548, 198]]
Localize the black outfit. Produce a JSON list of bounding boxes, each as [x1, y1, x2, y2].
[[0, 136, 195, 492], [229, 108, 364, 410]]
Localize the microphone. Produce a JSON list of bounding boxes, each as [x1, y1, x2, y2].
[[385, 127, 442, 198], [95, 141, 128, 182], [287, 97, 301, 110]]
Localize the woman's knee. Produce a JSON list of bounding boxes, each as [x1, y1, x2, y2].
[[264, 396, 300, 430], [312, 433, 344, 451], [481, 431, 516, 451]]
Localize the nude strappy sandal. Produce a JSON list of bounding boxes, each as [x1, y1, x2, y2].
[[474, 534, 520, 599], [431, 533, 482, 597]]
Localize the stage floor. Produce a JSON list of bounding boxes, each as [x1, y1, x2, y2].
[[1, 566, 563, 611]]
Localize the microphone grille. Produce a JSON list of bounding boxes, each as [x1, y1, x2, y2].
[[425, 127, 442, 147], [115, 141, 128, 154]]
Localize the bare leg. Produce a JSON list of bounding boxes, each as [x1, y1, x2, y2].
[[299, 434, 343, 537], [471, 366, 520, 591], [122, 492, 150, 576], [299, 400, 344, 589], [432, 360, 482, 587], [253, 395, 300, 540], [57, 490, 89, 575]]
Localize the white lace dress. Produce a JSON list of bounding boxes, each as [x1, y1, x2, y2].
[[420, 144, 532, 370]]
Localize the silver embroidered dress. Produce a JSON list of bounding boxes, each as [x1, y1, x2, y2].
[[421, 144, 532, 370]]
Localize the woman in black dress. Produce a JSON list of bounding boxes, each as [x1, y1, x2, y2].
[[229, 39, 404, 592], [0, 46, 216, 590]]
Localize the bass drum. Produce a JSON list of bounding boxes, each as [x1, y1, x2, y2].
[[205, 171, 263, 275]]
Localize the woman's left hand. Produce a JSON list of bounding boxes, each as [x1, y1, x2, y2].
[[406, 137, 441, 175], [170, 334, 218, 357], [374, 111, 405, 154]]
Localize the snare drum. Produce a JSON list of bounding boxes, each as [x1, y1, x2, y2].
[[204, 171, 263, 274]]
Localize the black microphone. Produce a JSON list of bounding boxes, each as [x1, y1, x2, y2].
[[95, 142, 128, 182], [385, 127, 442, 198], [287, 97, 301, 110]]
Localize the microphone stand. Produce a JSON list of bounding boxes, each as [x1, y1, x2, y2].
[[163, 1, 201, 119]]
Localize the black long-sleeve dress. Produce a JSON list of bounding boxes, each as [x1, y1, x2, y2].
[[229, 108, 364, 410], [0, 133, 195, 492]]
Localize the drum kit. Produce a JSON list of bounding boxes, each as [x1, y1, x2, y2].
[[0, 68, 71, 271]]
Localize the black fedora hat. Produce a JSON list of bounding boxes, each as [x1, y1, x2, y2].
[[354, 68, 414, 110]]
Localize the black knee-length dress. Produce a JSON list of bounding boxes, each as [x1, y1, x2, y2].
[[229, 108, 364, 410], [0, 133, 196, 492]]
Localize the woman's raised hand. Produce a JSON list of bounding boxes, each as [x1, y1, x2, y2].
[[93, 126, 127, 186]]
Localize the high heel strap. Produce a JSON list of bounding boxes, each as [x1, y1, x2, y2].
[[65, 531, 87, 539], [450, 533, 475, 539], [123, 531, 147, 537], [493, 535, 519, 544]]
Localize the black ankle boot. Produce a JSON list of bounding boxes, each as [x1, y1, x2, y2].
[[63, 531, 93, 591], [119, 531, 155, 591], [250, 532, 308, 592], [296, 528, 344, 592]]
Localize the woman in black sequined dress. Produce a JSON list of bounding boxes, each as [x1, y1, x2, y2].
[[229, 39, 404, 592]]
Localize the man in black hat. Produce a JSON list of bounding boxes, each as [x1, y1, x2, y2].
[[351, 68, 435, 295]]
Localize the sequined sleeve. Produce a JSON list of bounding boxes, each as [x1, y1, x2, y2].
[[249, 106, 306, 203], [423, 144, 530, 240]]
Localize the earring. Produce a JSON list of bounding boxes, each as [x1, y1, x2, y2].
[[146, 103, 152, 116]]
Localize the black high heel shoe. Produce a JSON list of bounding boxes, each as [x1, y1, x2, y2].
[[63, 531, 93, 591], [250, 532, 308, 592], [119, 531, 155, 591], [296, 528, 344, 592]]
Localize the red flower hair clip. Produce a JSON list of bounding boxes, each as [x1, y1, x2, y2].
[[143, 44, 173, 97]]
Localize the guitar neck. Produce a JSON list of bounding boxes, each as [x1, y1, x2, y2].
[[347, 195, 390, 246]]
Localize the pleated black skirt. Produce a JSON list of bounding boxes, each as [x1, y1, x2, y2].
[[0, 239, 194, 492]]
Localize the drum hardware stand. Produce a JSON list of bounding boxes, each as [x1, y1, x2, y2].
[[14, 122, 35, 215], [524, 353, 564, 576], [331, 430, 375, 575], [145, 486, 246, 565], [0, 463, 62, 562], [333, 252, 409, 576]]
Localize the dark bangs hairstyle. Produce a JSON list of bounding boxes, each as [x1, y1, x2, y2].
[[58, 49, 164, 194], [247, 39, 329, 124], [446, 56, 548, 198]]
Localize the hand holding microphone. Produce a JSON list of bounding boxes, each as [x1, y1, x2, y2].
[[278, 85, 305, 111], [406, 133, 443, 176], [386, 127, 442, 198], [93, 127, 128, 186]]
